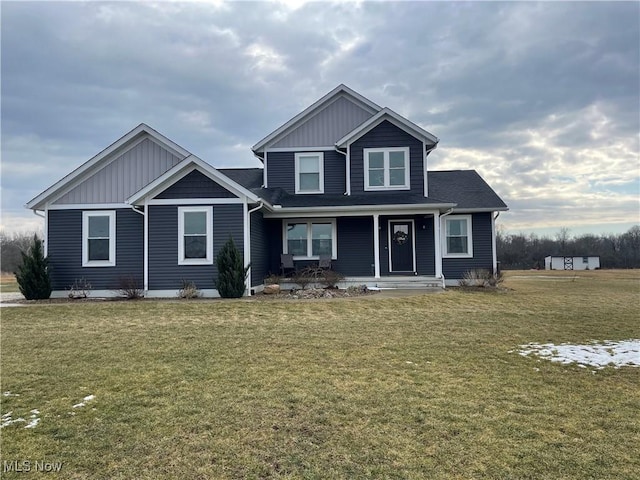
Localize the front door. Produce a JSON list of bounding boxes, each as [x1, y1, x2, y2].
[[389, 220, 415, 272]]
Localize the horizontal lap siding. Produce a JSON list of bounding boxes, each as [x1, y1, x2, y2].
[[48, 209, 143, 290], [350, 120, 424, 195], [335, 217, 374, 276], [148, 204, 243, 290], [155, 170, 237, 199], [443, 212, 493, 279], [250, 211, 268, 287], [266, 152, 294, 193], [266, 150, 345, 195]]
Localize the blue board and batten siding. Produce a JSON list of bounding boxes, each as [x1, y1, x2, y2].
[[47, 209, 143, 290], [350, 120, 424, 195], [266, 150, 346, 195], [148, 204, 244, 290], [442, 212, 494, 278]]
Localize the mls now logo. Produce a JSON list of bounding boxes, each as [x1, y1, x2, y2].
[[3, 460, 63, 472]]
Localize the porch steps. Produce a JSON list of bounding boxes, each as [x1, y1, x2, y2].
[[374, 277, 443, 289]]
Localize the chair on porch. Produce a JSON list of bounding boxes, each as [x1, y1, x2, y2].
[[280, 254, 295, 277], [318, 255, 332, 270]]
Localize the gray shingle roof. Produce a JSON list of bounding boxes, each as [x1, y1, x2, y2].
[[217, 168, 507, 210]]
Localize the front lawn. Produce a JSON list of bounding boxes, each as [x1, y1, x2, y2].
[[1, 270, 638, 479]]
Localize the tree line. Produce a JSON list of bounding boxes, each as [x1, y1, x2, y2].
[[497, 225, 640, 270], [2, 226, 640, 274]]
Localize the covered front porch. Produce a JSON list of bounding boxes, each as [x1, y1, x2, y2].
[[259, 208, 450, 289]]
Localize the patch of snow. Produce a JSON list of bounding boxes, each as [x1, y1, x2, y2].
[[517, 339, 640, 369], [24, 417, 40, 429], [3, 391, 19, 397], [30, 409, 40, 415], [72, 394, 95, 409]]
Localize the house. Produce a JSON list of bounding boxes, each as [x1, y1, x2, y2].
[[545, 255, 600, 271], [26, 85, 508, 297]]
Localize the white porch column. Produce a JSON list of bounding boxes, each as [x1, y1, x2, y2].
[[373, 213, 380, 278], [434, 211, 442, 279]]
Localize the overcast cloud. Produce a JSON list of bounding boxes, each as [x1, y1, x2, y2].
[[1, 1, 639, 236]]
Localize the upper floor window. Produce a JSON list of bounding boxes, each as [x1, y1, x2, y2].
[[82, 211, 116, 267], [178, 206, 213, 265], [442, 215, 473, 258], [364, 147, 410, 191], [295, 152, 324, 194]]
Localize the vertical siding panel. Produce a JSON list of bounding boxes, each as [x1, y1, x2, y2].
[[53, 137, 183, 205]]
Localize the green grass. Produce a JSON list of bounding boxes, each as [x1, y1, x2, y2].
[[1, 270, 639, 479]]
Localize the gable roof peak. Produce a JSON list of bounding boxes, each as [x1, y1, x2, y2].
[[252, 84, 382, 153]]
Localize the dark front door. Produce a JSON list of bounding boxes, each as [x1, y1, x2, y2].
[[390, 221, 414, 272]]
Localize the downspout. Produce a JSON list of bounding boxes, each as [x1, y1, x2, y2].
[[334, 146, 348, 195], [245, 201, 265, 296], [438, 208, 454, 288], [33, 210, 45, 219]]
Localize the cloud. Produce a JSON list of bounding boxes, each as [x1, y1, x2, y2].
[[1, 1, 638, 236]]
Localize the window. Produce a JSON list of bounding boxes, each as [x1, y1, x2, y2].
[[284, 219, 336, 259], [82, 211, 116, 267], [582, 257, 589, 264], [443, 215, 473, 258], [364, 147, 410, 190], [178, 207, 213, 265], [295, 152, 324, 194]]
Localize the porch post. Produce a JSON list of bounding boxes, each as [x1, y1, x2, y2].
[[243, 199, 251, 296], [434, 211, 442, 279], [373, 214, 380, 278]]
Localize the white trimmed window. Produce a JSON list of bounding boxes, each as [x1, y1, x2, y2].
[[284, 219, 336, 259], [178, 206, 213, 265], [442, 215, 473, 258], [82, 211, 116, 267], [295, 152, 324, 194], [364, 147, 410, 190]]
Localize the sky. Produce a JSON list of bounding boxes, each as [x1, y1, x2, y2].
[[1, 0, 639, 239]]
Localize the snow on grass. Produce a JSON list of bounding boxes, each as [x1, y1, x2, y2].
[[72, 394, 95, 408], [1, 409, 41, 429], [516, 339, 640, 369]]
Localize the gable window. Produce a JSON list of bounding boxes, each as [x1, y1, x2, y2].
[[442, 215, 473, 258], [82, 211, 116, 267], [364, 147, 410, 191], [284, 219, 336, 259], [295, 152, 324, 194], [178, 206, 213, 265]]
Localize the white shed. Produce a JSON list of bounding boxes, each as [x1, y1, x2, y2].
[[544, 256, 600, 270]]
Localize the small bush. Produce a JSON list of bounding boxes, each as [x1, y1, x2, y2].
[[68, 277, 92, 299], [292, 267, 318, 290], [264, 273, 282, 285], [117, 276, 144, 299], [319, 269, 345, 288], [459, 269, 504, 288], [15, 235, 51, 300], [178, 280, 201, 299], [216, 237, 249, 298]]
